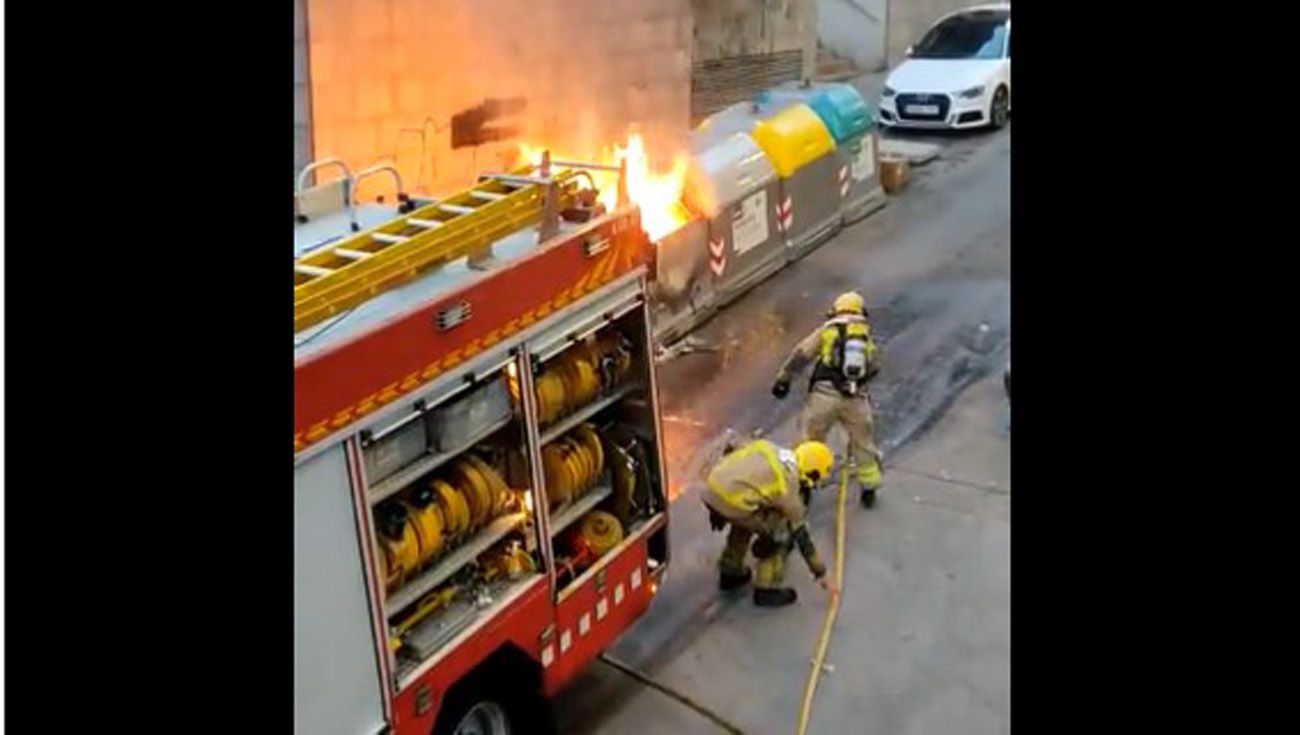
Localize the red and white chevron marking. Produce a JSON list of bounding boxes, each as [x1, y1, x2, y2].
[[776, 196, 794, 233], [838, 165, 850, 198], [708, 236, 727, 276], [539, 563, 648, 670]]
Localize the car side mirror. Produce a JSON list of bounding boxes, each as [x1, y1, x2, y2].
[[905, 45, 914, 57]]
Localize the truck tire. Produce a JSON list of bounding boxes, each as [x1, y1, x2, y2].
[[432, 677, 551, 735], [439, 699, 512, 735]]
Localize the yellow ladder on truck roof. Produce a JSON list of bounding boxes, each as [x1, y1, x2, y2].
[[294, 164, 584, 333]]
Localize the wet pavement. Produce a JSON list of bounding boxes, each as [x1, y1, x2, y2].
[[553, 87, 1010, 734]]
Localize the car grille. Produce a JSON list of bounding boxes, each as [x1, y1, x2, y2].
[[896, 93, 951, 121]]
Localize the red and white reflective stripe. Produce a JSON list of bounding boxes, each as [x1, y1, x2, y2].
[[708, 236, 727, 276], [838, 166, 850, 197], [540, 563, 646, 669], [776, 196, 794, 233]]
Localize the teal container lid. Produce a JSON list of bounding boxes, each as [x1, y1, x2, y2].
[[753, 82, 874, 143]]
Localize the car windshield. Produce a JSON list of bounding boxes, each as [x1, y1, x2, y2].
[[911, 13, 1008, 60]]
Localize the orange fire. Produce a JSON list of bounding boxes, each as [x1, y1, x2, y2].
[[517, 134, 690, 241]]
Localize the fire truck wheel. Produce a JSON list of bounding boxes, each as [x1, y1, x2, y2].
[[449, 700, 510, 735], [432, 675, 551, 735]]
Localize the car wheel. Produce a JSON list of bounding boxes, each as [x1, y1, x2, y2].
[[989, 86, 1010, 129]]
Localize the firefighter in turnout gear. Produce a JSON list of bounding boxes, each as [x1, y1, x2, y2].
[[702, 439, 835, 607], [772, 291, 884, 508]]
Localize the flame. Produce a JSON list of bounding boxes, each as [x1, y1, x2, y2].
[[515, 134, 690, 241]]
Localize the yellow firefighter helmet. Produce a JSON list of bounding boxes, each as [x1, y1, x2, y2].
[[831, 291, 865, 316], [794, 441, 835, 484]]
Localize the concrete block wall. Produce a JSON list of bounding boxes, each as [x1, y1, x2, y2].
[[815, 0, 999, 77], [817, 0, 887, 72], [303, 0, 692, 201], [294, 0, 312, 183]]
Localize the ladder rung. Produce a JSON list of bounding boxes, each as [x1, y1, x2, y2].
[[480, 173, 549, 188], [470, 191, 506, 202], [439, 203, 476, 215], [371, 233, 408, 244], [295, 263, 334, 277], [406, 218, 444, 229], [334, 248, 373, 260]]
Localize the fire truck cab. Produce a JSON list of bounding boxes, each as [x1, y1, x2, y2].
[[294, 160, 670, 735]]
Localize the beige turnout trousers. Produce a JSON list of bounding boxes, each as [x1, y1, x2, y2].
[[803, 384, 882, 489]]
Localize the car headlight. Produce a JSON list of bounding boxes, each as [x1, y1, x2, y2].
[[882, 86, 896, 97], [958, 85, 985, 99]]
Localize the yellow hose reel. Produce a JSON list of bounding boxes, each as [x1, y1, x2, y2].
[[430, 479, 470, 537], [542, 422, 606, 509], [446, 455, 508, 529], [464, 453, 511, 517], [377, 503, 421, 590], [533, 333, 631, 426], [382, 453, 514, 595], [400, 499, 445, 565]]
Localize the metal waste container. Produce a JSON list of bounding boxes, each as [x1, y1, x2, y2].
[[754, 82, 886, 225], [749, 103, 840, 261], [691, 102, 764, 152], [648, 217, 711, 347], [682, 132, 783, 309]]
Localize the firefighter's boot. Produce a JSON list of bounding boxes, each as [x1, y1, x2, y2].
[[857, 457, 882, 509], [753, 587, 798, 607], [752, 538, 796, 607]]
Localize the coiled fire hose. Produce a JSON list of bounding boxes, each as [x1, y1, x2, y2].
[[795, 457, 850, 735]]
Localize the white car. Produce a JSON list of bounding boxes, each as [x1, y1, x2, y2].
[[879, 4, 1011, 130]]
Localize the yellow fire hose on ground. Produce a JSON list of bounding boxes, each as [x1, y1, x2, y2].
[[795, 458, 851, 735]]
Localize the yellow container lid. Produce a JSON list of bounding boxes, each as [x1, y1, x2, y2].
[[750, 103, 836, 178]]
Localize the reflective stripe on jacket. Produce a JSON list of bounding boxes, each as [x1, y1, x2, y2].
[[703, 439, 805, 526]]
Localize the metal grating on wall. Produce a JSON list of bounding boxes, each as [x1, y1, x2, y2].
[[690, 49, 803, 123]]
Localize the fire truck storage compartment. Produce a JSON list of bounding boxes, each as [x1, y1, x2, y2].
[[753, 82, 886, 226], [682, 131, 782, 309], [750, 103, 841, 261], [427, 377, 512, 453], [361, 357, 544, 685], [529, 289, 667, 594]]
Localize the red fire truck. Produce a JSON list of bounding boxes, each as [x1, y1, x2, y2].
[[294, 157, 670, 734]]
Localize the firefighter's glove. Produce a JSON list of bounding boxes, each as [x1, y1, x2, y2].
[[707, 507, 728, 533], [772, 377, 791, 400]]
